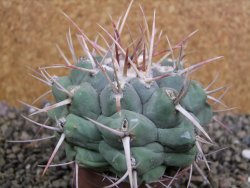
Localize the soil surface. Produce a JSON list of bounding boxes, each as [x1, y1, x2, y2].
[[0, 101, 249, 188], [1, 0, 250, 113]]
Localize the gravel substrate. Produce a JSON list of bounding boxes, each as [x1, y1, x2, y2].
[[0, 102, 72, 188], [0, 101, 249, 188]]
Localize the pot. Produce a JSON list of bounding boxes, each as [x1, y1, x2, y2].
[[77, 167, 178, 188]]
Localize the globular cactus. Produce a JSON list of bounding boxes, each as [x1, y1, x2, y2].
[[20, 1, 228, 187]]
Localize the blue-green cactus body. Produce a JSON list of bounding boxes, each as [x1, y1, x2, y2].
[[48, 55, 213, 185]]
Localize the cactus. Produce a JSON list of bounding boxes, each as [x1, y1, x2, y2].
[[19, 1, 229, 187]]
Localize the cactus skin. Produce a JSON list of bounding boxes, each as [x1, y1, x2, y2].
[[27, 2, 226, 187], [50, 56, 212, 185]]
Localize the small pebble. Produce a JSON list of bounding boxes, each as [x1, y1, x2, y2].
[[234, 154, 241, 162], [25, 164, 31, 170], [12, 145, 20, 153], [238, 163, 248, 170], [242, 136, 250, 146], [242, 149, 250, 160]]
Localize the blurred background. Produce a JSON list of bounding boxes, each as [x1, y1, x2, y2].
[[0, 0, 250, 113]]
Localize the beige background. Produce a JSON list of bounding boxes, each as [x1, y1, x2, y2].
[[0, 0, 249, 113]]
